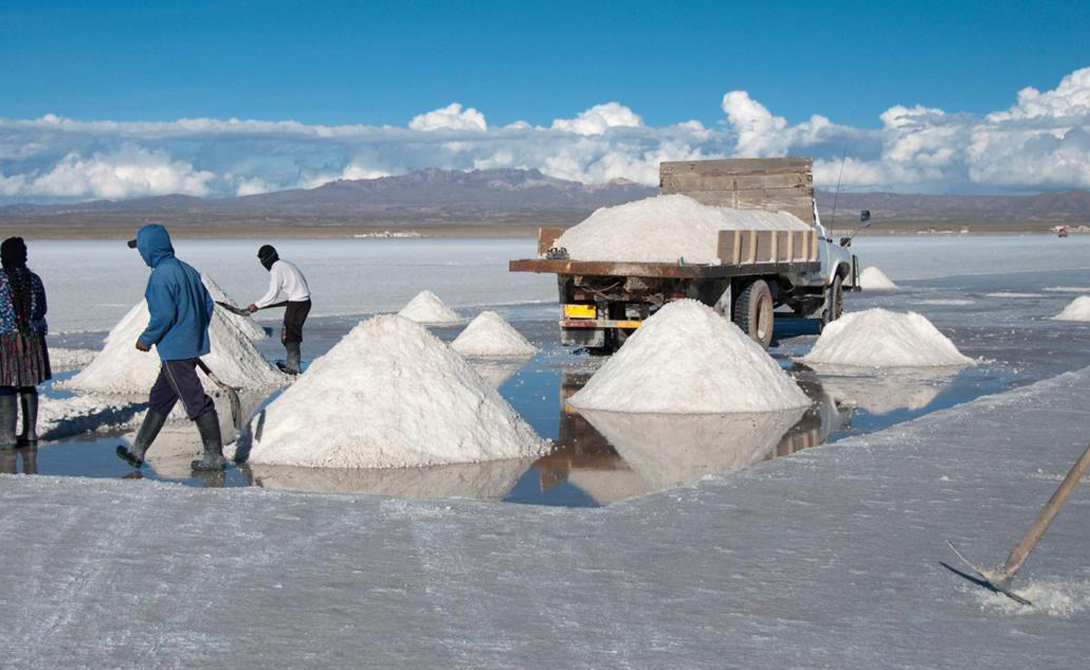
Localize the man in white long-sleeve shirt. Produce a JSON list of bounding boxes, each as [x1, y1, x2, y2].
[[247, 244, 311, 375]]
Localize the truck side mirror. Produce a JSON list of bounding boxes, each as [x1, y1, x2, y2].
[[860, 210, 871, 228]]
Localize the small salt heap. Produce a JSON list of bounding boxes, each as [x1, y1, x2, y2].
[[860, 267, 898, 290], [553, 194, 810, 264], [569, 300, 810, 414], [451, 311, 537, 357], [1053, 296, 1090, 322], [398, 290, 462, 324], [802, 308, 973, 368], [65, 277, 286, 393], [242, 315, 546, 469]]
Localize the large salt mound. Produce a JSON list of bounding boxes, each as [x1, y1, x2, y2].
[[65, 282, 286, 394], [451, 311, 537, 357], [553, 194, 810, 264], [397, 290, 462, 324], [1053, 296, 1090, 322], [202, 276, 266, 341], [568, 300, 810, 413], [801, 308, 973, 368], [242, 315, 547, 469], [859, 266, 898, 290]]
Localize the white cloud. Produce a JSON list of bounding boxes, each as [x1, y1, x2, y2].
[[551, 102, 643, 135], [9, 144, 213, 200], [2, 67, 1090, 203], [408, 103, 487, 132]]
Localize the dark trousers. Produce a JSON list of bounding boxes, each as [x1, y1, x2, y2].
[[149, 359, 215, 420], [0, 386, 35, 397], [282, 299, 311, 343]]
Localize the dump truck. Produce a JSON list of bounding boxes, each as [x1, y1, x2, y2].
[[509, 157, 862, 352]]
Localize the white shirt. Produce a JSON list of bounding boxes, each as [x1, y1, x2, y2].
[[255, 259, 310, 308]]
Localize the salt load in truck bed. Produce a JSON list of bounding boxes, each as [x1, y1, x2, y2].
[[510, 158, 863, 352]]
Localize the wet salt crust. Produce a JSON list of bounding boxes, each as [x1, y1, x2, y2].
[[553, 194, 810, 264], [1052, 296, 1090, 321], [397, 290, 462, 324], [451, 311, 537, 357], [569, 300, 810, 413], [48, 347, 97, 372], [242, 315, 546, 469], [802, 308, 974, 368], [859, 266, 898, 290], [63, 275, 285, 394]]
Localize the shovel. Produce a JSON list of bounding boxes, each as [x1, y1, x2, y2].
[[195, 358, 243, 431], [946, 441, 1090, 606], [215, 300, 288, 316]]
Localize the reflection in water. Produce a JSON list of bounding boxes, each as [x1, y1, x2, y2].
[[467, 357, 530, 389], [806, 365, 960, 416], [517, 373, 850, 505], [580, 407, 807, 493], [0, 446, 38, 475], [244, 457, 534, 500]]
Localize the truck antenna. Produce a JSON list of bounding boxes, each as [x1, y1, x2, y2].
[[829, 144, 848, 229]]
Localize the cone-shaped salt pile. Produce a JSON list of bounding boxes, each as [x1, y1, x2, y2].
[[244, 315, 547, 469], [860, 266, 898, 290], [569, 300, 810, 413], [202, 275, 266, 341], [398, 290, 462, 324], [65, 279, 286, 394], [554, 194, 810, 264], [451, 311, 537, 357], [801, 308, 973, 368], [1053, 296, 1090, 322]]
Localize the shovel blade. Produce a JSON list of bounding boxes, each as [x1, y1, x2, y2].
[[945, 540, 1032, 606]]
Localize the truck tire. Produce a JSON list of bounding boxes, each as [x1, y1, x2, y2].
[[820, 275, 844, 331], [734, 279, 774, 349]]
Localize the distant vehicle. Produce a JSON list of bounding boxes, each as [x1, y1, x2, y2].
[[1058, 227, 1069, 238], [510, 158, 864, 352]]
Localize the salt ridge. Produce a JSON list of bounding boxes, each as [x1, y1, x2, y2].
[[1053, 296, 1090, 321], [860, 266, 898, 290]]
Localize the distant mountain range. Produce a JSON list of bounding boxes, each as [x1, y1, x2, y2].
[[3, 167, 1089, 232]]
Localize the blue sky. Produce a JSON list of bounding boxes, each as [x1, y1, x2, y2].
[[2, 0, 1085, 128], [1, 0, 1088, 201]]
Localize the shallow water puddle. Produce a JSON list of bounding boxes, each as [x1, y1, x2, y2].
[[16, 317, 1015, 506]]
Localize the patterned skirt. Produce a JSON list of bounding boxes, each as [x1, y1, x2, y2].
[[0, 332, 52, 388]]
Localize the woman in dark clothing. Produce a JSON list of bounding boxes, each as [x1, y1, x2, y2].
[[0, 237, 51, 448]]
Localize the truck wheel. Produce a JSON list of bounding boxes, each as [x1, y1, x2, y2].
[[820, 276, 844, 331], [734, 279, 774, 349]]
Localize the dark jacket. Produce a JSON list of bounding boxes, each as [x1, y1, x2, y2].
[[135, 224, 214, 360]]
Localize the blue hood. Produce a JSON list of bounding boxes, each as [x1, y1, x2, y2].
[[135, 224, 175, 268]]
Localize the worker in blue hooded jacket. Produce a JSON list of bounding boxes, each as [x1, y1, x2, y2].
[[115, 224, 227, 471]]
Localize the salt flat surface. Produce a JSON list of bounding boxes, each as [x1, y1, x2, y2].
[[47, 347, 97, 372], [2, 365, 1089, 668], [28, 238, 552, 333]]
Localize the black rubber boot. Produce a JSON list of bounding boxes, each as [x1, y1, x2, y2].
[[0, 395, 17, 449], [116, 409, 168, 468], [277, 341, 302, 375], [18, 390, 38, 447], [191, 411, 227, 472]]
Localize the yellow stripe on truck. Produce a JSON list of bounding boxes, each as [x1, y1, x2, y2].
[[564, 304, 597, 319]]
